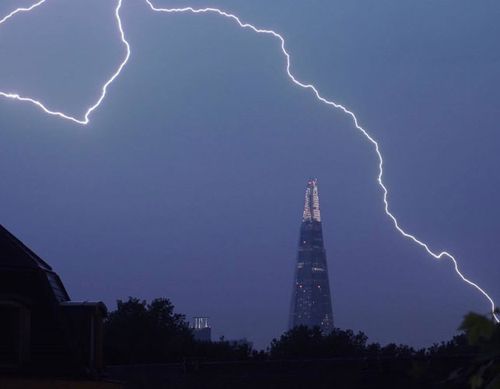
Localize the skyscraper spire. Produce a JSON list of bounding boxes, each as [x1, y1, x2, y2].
[[302, 179, 321, 222], [290, 179, 334, 333]]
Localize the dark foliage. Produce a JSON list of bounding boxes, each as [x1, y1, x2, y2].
[[445, 311, 500, 388], [104, 297, 253, 365], [191, 338, 252, 362], [269, 325, 482, 361], [425, 334, 475, 357], [270, 325, 421, 360], [104, 297, 193, 364], [103, 296, 500, 389]]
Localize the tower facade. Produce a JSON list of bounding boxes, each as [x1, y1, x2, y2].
[[289, 179, 333, 333], [192, 317, 211, 342]]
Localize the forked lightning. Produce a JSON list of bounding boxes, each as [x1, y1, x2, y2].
[[1, 0, 497, 321]]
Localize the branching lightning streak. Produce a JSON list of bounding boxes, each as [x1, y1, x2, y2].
[[0, 0, 130, 125], [1, 0, 498, 321]]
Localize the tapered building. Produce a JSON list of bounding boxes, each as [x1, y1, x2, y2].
[[289, 179, 333, 333]]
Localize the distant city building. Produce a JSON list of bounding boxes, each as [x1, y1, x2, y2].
[[289, 179, 334, 333], [192, 316, 211, 342]]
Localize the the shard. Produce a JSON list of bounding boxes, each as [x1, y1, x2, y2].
[[289, 179, 334, 333]]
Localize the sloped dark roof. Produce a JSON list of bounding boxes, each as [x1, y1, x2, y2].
[[0, 224, 70, 302], [0, 224, 52, 270]]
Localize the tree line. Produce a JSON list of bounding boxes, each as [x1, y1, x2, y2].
[[104, 297, 500, 387]]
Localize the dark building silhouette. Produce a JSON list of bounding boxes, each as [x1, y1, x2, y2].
[[289, 179, 333, 333], [0, 224, 107, 375]]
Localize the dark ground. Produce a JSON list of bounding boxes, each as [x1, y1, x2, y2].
[[106, 356, 472, 389]]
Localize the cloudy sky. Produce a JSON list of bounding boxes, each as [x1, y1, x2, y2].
[[1, 0, 499, 348]]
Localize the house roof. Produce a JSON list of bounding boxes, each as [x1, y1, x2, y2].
[[0, 224, 52, 270], [0, 224, 70, 302]]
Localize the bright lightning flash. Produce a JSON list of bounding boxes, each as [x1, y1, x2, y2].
[[0, 0, 498, 322], [0, 0, 130, 125]]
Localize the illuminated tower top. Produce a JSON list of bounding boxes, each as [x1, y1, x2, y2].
[[302, 179, 321, 223]]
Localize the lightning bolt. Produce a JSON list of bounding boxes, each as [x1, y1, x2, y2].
[[0, 0, 130, 125], [1, 0, 498, 322]]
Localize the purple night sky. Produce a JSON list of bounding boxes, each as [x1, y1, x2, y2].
[[1, 0, 500, 348]]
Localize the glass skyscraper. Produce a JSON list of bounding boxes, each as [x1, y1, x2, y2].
[[289, 179, 334, 333]]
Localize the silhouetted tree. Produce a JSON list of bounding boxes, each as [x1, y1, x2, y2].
[[451, 310, 500, 388], [269, 326, 424, 360], [459, 312, 500, 354], [379, 343, 416, 358], [104, 297, 193, 364], [365, 342, 381, 357], [425, 334, 474, 357], [104, 297, 255, 365], [191, 338, 252, 362], [269, 326, 369, 359], [270, 326, 324, 359], [326, 328, 368, 356]]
